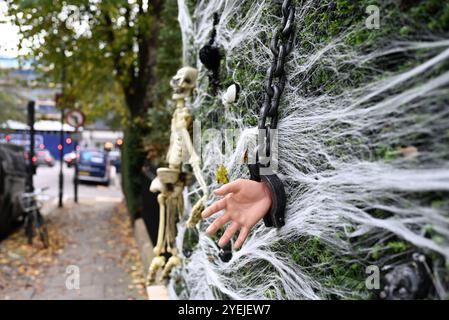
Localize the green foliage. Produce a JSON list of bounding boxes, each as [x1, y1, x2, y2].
[[187, 0, 449, 299], [286, 237, 370, 299], [154, 0, 183, 108], [185, 0, 197, 17], [387, 241, 410, 253], [6, 1, 116, 118], [406, 0, 449, 32], [0, 90, 26, 124], [145, 0, 183, 163], [6, 0, 179, 218], [121, 119, 148, 219], [5, 0, 167, 121], [373, 145, 399, 162]]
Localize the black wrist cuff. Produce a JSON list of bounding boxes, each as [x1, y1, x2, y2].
[[260, 174, 286, 228]]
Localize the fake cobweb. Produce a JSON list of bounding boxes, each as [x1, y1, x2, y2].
[[168, 0, 449, 299]]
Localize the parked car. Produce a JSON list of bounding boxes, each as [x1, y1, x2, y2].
[[77, 149, 111, 185], [63, 151, 77, 167], [108, 150, 121, 172], [24, 148, 55, 167], [0, 143, 27, 239], [35, 149, 55, 167]]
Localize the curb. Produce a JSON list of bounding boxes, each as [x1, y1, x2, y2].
[[133, 218, 169, 300], [147, 285, 169, 300], [133, 218, 154, 275]]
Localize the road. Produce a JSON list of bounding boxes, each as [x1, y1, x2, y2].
[[33, 161, 123, 210]]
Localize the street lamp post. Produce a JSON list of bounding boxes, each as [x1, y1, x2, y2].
[[74, 129, 79, 203], [27, 100, 35, 193], [65, 109, 85, 204], [58, 107, 64, 208]]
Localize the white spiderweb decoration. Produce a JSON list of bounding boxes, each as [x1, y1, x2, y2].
[[169, 0, 449, 299]]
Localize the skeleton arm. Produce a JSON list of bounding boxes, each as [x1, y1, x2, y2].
[[180, 127, 209, 227], [166, 118, 176, 164], [180, 127, 208, 195]]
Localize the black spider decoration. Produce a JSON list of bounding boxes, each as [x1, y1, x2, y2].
[[199, 12, 222, 95]]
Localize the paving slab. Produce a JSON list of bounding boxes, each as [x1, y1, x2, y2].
[[1, 202, 146, 300]]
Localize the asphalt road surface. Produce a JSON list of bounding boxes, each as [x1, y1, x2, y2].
[[33, 161, 123, 210]]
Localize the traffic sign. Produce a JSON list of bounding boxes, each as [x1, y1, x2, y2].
[[65, 109, 85, 129]]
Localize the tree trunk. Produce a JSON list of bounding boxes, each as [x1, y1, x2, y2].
[[121, 1, 163, 220], [124, 0, 163, 118]]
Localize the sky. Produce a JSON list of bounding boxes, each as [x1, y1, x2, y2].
[[0, 1, 92, 59], [0, 0, 22, 58]]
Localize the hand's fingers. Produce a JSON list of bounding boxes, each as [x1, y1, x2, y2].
[[234, 227, 250, 250], [213, 179, 242, 196], [218, 222, 240, 248], [201, 198, 226, 219], [205, 213, 230, 236]]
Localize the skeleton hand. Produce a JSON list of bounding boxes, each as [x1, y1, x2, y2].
[[187, 196, 206, 228], [201, 179, 272, 249]]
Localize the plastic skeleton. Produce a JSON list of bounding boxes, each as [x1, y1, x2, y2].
[[147, 67, 208, 285]]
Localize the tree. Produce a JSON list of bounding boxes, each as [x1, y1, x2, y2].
[[6, 0, 182, 218], [0, 90, 26, 124]]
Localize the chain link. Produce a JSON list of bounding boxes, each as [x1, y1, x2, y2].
[[257, 0, 295, 167], [209, 12, 220, 45]]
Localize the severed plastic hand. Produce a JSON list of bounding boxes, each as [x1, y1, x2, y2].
[[201, 179, 272, 249]]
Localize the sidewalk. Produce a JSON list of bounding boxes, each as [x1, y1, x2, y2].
[[0, 200, 146, 300]]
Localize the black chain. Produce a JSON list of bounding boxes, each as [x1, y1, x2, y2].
[[249, 0, 295, 177], [258, 0, 295, 162], [209, 12, 220, 45], [249, 0, 295, 228]]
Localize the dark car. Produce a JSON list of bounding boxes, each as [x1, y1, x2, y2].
[[25, 148, 55, 167], [77, 149, 111, 185], [0, 144, 27, 239], [35, 149, 55, 167]]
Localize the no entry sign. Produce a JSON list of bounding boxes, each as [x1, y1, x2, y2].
[[65, 109, 86, 129]]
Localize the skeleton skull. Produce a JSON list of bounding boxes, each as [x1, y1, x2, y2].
[[170, 67, 198, 100]]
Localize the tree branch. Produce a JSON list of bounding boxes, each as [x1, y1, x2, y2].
[[104, 12, 124, 79]]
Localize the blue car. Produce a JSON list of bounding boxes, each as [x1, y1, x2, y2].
[[77, 149, 111, 185]]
